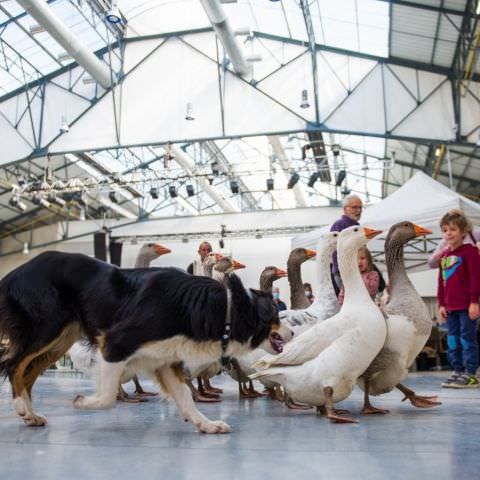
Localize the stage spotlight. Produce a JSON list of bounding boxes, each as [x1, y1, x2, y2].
[[109, 191, 119, 204], [105, 1, 122, 24], [185, 102, 195, 121], [335, 169, 346, 187], [287, 172, 300, 189], [266, 178, 274, 191], [211, 161, 220, 176], [168, 186, 177, 198], [300, 89, 310, 109], [230, 180, 239, 194], [307, 172, 320, 188], [9, 195, 27, 212], [150, 186, 159, 199], [186, 184, 195, 197]]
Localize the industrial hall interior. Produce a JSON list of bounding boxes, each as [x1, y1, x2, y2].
[[0, 1, 480, 479]]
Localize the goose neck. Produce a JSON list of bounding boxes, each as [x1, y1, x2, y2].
[[134, 255, 150, 268]]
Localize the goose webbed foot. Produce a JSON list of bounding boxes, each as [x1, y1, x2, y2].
[[316, 406, 351, 415], [117, 385, 147, 403], [397, 384, 441, 409], [133, 375, 158, 397], [323, 386, 358, 424], [203, 378, 223, 394], [239, 381, 262, 398], [285, 393, 312, 410], [361, 405, 390, 414]]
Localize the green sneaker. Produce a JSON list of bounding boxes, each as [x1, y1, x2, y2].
[[449, 374, 480, 389], [441, 372, 462, 388]]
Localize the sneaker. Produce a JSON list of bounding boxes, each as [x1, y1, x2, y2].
[[448, 374, 480, 389], [441, 372, 462, 388]]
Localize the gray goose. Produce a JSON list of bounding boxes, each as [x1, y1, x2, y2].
[[287, 248, 316, 309], [358, 221, 441, 413], [118, 243, 171, 402], [228, 265, 288, 398]]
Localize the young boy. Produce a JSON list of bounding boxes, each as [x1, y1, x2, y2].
[[438, 210, 480, 388]]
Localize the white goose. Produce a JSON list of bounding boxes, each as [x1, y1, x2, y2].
[[358, 221, 441, 413], [251, 226, 386, 423], [280, 232, 340, 332]]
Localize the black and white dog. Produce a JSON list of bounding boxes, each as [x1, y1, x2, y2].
[[0, 251, 287, 433]]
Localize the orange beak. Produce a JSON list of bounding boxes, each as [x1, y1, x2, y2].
[[275, 268, 288, 278], [413, 224, 432, 237], [232, 259, 246, 270], [154, 244, 171, 255], [363, 227, 382, 239], [306, 249, 316, 259]]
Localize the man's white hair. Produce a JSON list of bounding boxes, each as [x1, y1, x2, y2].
[[342, 194, 362, 208]]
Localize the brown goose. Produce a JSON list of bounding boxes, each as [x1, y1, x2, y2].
[[358, 221, 441, 413], [287, 248, 316, 309], [228, 265, 288, 399]]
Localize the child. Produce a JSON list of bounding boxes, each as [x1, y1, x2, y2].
[[338, 246, 379, 305], [437, 209, 480, 388]]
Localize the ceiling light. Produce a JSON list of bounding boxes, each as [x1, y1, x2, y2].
[[266, 178, 274, 191], [29, 24, 45, 35], [185, 102, 195, 121], [300, 89, 310, 109], [168, 186, 177, 198], [105, 1, 122, 24], [109, 191, 119, 204], [332, 144, 340, 156], [335, 170, 347, 187], [211, 161, 220, 176], [22, 242, 29, 255], [287, 172, 300, 189], [59, 115, 69, 134]]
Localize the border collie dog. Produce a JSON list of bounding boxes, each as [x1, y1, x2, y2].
[[0, 251, 285, 433]]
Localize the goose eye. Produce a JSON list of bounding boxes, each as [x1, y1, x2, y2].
[[354, 227, 358, 232], [333, 233, 338, 237]]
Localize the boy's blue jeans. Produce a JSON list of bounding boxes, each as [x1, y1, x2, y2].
[[447, 310, 479, 375]]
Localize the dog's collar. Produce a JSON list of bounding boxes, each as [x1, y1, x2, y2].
[[220, 287, 232, 366]]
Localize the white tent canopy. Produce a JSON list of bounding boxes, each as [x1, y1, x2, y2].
[[292, 172, 480, 271]]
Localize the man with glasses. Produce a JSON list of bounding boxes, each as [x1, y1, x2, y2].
[[330, 195, 364, 292], [187, 241, 213, 275]]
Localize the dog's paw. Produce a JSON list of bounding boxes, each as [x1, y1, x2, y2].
[[13, 397, 27, 416], [23, 413, 47, 427], [73, 394, 92, 409], [197, 419, 231, 434]]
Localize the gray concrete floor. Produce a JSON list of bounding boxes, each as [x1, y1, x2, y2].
[[0, 371, 479, 480]]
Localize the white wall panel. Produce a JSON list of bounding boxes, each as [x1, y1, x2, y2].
[[460, 82, 480, 137], [383, 65, 418, 131], [393, 81, 455, 140], [256, 52, 315, 122], [224, 69, 305, 136], [0, 114, 33, 165], [120, 38, 223, 144], [123, 38, 163, 74], [51, 92, 118, 152], [321, 52, 376, 93], [418, 69, 446, 101], [326, 65, 385, 134], [41, 83, 91, 146]]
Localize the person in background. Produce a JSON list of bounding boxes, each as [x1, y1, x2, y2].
[[272, 286, 287, 312], [338, 246, 379, 305], [330, 194, 386, 294], [428, 224, 480, 268], [303, 282, 314, 304], [187, 241, 212, 275], [437, 209, 480, 389]]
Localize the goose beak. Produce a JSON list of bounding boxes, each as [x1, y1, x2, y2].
[[363, 227, 382, 239], [154, 244, 171, 255], [413, 224, 432, 237], [305, 249, 316, 259], [214, 253, 225, 262], [275, 268, 288, 278], [232, 259, 245, 270]]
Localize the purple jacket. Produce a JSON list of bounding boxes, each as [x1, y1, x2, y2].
[[330, 215, 360, 274]]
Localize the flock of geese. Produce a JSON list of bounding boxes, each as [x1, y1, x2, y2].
[[69, 221, 442, 423]]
